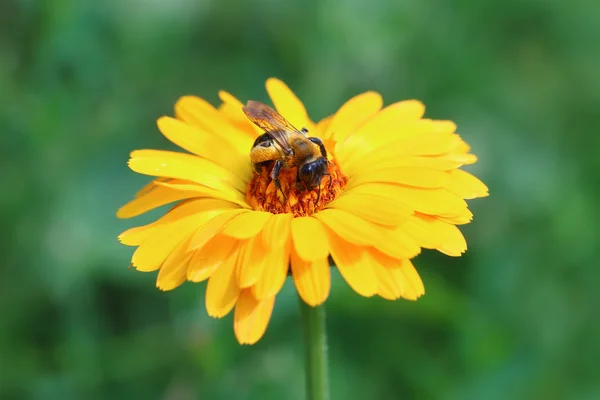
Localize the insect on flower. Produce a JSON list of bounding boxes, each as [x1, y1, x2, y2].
[[245, 100, 332, 204]]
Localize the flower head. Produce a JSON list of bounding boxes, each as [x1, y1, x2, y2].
[[117, 78, 488, 344]]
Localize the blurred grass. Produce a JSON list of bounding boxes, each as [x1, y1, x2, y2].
[[1, 0, 599, 399]]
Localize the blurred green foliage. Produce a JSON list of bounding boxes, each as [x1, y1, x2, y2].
[[2, 0, 599, 399]]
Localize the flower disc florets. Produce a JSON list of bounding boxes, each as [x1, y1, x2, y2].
[[246, 160, 348, 217]]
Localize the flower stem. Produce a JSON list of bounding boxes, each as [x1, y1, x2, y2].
[[298, 295, 330, 400]]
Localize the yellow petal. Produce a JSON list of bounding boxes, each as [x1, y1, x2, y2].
[[436, 224, 467, 257], [157, 117, 249, 176], [445, 169, 489, 199], [437, 208, 474, 225], [337, 119, 439, 168], [188, 235, 239, 282], [128, 150, 246, 194], [261, 212, 293, 247], [131, 213, 205, 272], [326, 92, 383, 143], [188, 209, 248, 250], [205, 251, 240, 318], [336, 100, 425, 161], [291, 249, 330, 306], [341, 184, 468, 217], [313, 208, 381, 246], [395, 133, 462, 156], [156, 239, 192, 291], [369, 251, 405, 300], [376, 228, 421, 260], [315, 207, 418, 259], [431, 152, 478, 165], [154, 180, 251, 209], [400, 214, 443, 250], [220, 211, 272, 239], [236, 236, 268, 288], [234, 290, 275, 345], [174, 95, 253, 154], [326, 193, 412, 226], [116, 180, 201, 219], [327, 232, 378, 297], [399, 259, 425, 300], [402, 214, 467, 256], [316, 115, 333, 137], [266, 78, 316, 134], [346, 167, 450, 189], [252, 241, 291, 299], [291, 217, 329, 262], [357, 155, 462, 174], [119, 198, 239, 246]]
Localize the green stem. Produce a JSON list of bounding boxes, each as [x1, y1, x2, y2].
[[298, 295, 330, 400]]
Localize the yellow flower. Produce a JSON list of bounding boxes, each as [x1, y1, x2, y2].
[[117, 78, 488, 345]]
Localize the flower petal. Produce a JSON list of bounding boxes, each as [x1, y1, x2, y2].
[[291, 249, 330, 306], [221, 211, 272, 239], [205, 250, 240, 318], [188, 209, 248, 251], [327, 232, 378, 297], [341, 184, 468, 217], [234, 290, 275, 345], [399, 259, 425, 300], [156, 239, 193, 291], [116, 180, 202, 219], [326, 193, 412, 226], [445, 169, 489, 199], [187, 234, 239, 282], [357, 155, 462, 175], [131, 208, 230, 272], [346, 167, 450, 189], [395, 133, 462, 156], [154, 180, 251, 209], [326, 92, 382, 142], [119, 198, 239, 246], [316, 115, 333, 136], [266, 78, 316, 134], [261, 212, 293, 247], [291, 217, 329, 262], [252, 241, 291, 299], [336, 100, 425, 161], [313, 208, 380, 246], [128, 150, 247, 194], [402, 214, 467, 256], [175, 95, 253, 153], [157, 117, 250, 176], [236, 236, 268, 288], [369, 251, 405, 300]]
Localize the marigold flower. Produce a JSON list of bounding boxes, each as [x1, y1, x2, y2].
[[117, 78, 488, 344]]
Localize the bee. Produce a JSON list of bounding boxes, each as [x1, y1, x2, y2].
[[243, 100, 331, 202]]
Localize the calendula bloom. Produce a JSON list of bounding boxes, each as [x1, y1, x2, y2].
[[117, 78, 488, 344]]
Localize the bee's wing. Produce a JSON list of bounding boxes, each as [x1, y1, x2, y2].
[[243, 101, 297, 155]]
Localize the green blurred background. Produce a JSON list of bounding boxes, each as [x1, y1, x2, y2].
[[2, 0, 599, 399]]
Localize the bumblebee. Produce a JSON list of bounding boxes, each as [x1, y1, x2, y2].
[[243, 100, 331, 202]]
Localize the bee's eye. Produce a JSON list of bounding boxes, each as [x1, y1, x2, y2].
[[260, 141, 271, 148]]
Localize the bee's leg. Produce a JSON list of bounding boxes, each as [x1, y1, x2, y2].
[[271, 159, 286, 201], [324, 172, 333, 191], [315, 175, 323, 204], [308, 137, 328, 158]]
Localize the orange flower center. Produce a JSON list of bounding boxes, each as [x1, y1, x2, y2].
[[246, 160, 348, 217]]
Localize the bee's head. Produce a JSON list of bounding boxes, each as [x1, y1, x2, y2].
[[299, 158, 328, 189]]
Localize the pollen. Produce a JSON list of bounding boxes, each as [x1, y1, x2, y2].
[[246, 160, 348, 217]]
